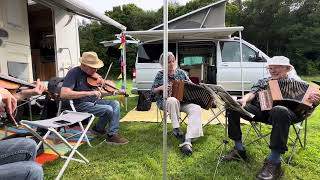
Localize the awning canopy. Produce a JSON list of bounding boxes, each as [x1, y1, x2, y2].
[[124, 26, 244, 42], [33, 0, 126, 31]]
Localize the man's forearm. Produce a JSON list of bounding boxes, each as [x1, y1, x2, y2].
[[60, 88, 92, 100], [15, 89, 37, 101], [243, 92, 255, 102]]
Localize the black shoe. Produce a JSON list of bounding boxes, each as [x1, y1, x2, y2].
[[91, 125, 106, 136], [256, 159, 282, 180], [173, 128, 185, 143], [179, 142, 192, 156], [222, 148, 247, 161]]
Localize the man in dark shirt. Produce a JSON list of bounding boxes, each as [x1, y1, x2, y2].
[[60, 51, 128, 145], [223, 56, 320, 180]]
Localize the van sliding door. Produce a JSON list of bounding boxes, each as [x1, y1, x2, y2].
[[53, 8, 80, 77], [217, 41, 266, 92]]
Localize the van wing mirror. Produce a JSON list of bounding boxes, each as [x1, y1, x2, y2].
[[255, 52, 267, 62]]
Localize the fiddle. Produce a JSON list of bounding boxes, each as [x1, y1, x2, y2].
[[0, 74, 47, 126], [86, 73, 129, 97], [0, 74, 37, 90]]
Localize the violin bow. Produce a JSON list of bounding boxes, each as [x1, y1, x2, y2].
[[104, 62, 113, 80], [93, 62, 114, 106]]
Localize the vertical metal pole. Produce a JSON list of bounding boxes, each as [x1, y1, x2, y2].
[[239, 31, 244, 96], [162, 0, 168, 179], [122, 39, 128, 111]]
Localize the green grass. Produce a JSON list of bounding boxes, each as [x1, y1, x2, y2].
[[301, 75, 320, 83], [43, 78, 320, 180]]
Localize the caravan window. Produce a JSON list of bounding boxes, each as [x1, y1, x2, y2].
[[138, 43, 176, 63], [220, 42, 256, 62]]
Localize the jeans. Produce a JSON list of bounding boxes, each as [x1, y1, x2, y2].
[[75, 99, 120, 135], [228, 104, 301, 154], [0, 138, 43, 180]]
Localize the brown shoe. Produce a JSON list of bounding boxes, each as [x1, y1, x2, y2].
[[256, 159, 282, 180], [105, 134, 129, 145], [222, 148, 247, 161]]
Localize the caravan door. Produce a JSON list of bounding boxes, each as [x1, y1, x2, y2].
[[53, 7, 80, 77], [217, 40, 267, 93], [0, 0, 32, 81]]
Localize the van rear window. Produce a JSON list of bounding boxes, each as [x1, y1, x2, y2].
[[138, 43, 176, 63]]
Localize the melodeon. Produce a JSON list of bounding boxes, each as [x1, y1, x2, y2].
[[168, 80, 215, 110], [259, 79, 319, 116]]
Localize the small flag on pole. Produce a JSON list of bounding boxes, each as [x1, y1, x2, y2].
[[117, 73, 123, 79]]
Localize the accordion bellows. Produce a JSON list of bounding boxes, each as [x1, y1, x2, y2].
[[259, 79, 319, 116], [169, 80, 215, 110]]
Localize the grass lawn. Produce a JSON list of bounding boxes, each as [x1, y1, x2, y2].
[[43, 78, 320, 180]]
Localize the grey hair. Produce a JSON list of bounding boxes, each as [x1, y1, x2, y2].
[[159, 52, 175, 66]]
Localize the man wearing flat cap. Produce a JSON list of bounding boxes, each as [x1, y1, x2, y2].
[[223, 56, 320, 179], [60, 51, 128, 145]]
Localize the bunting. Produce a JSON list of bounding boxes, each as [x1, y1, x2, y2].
[[118, 33, 126, 49]]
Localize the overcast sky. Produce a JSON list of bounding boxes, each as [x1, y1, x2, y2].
[[78, 0, 192, 13]]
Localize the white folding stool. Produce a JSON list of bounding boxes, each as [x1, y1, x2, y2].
[[20, 110, 95, 180]]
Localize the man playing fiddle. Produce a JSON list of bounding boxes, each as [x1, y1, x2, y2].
[[0, 79, 45, 180], [60, 51, 128, 145], [223, 56, 320, 180]]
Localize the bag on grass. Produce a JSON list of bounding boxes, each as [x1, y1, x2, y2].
[[136, 90, 152, 111]]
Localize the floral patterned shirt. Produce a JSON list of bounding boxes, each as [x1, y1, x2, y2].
[[151, 69, 191, 108]]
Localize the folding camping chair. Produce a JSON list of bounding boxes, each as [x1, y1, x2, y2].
[[202, 92, 226, 128], [243, 116, 309, 164], [20, 110, 95, 180], [156, 106, 187, 126]]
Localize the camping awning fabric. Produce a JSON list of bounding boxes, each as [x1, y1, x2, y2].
[[33, 0, 126, 31], [124, 26, 244, 42]]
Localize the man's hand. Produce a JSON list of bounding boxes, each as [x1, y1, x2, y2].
[[309, 91, 320, 106], [90, 90, 101, 99], [0, 88, 17, 115], [14, 79, 46, 101], [237, 98, 247, 107], [32, 78, 46, 95], [237, 92, 255, 107]]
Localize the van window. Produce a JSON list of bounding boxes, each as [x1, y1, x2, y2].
[[220, 42, 256, 62], [138, 43, 176, 63]]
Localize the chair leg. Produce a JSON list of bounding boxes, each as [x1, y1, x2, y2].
[[287, 121, 306, 164], [304, 119, 307, 149], [203, 107, 225, 127], [244, 122, 270, 147]]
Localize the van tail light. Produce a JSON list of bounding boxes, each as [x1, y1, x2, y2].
[[132, 68, 136, 82]]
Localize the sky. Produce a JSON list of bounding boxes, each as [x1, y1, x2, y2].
[[78, 0, 192, 14]]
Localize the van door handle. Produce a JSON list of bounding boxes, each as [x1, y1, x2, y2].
[[220, 64, 228, 67]]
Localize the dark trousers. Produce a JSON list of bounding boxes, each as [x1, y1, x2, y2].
[[227, 104, 302, 154]]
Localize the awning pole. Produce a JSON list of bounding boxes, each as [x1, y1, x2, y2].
[[122, 37, 128, 111], [239, 31, 244, 96], [162, 0, 168, 179]]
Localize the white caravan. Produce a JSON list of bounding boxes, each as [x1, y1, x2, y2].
[[125, 0, 271, 95], [0, 0, 125, 82]]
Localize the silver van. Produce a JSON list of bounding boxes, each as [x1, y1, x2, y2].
[[131, 37, 270, 95]]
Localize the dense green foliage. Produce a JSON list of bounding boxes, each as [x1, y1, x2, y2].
[[79, 0, 320, 77]]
